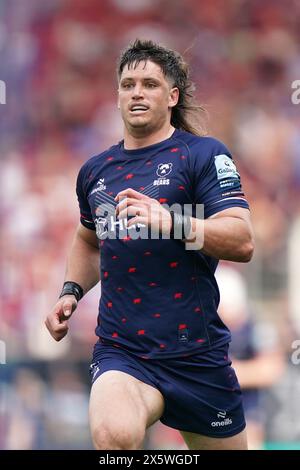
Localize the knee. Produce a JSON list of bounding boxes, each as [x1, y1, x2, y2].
[[92, 422, 145, 450]]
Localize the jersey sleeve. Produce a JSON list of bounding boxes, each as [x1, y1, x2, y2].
[[76, 164, 96, 230], [192, 138, 249, 218]]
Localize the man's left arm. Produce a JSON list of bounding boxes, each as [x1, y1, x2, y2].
[[115, 190, 254, 262], [185, 206, 254, 262]]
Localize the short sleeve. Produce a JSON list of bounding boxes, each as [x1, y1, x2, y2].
[[192, 138, 249, 218], [76, 164, 96, 230]]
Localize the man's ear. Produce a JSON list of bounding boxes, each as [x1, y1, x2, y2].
[[117, 90, 120, 109], [168, 87, 179, 109]]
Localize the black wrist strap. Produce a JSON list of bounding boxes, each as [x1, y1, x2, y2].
[[59, 281, 84, 302], [169, 211, 192, 240]]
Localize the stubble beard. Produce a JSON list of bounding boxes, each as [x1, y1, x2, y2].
[[126, 119, 155, 138], [125, 111, 167, 138]]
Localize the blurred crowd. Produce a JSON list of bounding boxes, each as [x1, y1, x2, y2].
[[1, 0, 300, 450]]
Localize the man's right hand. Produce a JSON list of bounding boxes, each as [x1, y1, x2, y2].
[[45, 295, 78, 341]]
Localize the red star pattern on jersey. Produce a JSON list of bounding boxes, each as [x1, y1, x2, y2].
[[169, 261, 179, 268], [112, 332, 118, 338], [128, 267, 137, 273], [78, 129, 248, 360], [137, 329, 145, 335], [174, 292, 183, 299]]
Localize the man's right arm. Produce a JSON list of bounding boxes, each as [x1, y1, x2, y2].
[[45, 223, 100, 341], [65, 223, 100, 294]]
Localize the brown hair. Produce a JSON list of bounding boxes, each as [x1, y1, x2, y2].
[[117, 39, 206, 136]]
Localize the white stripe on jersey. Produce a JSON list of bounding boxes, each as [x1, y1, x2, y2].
[[210, 197, 247, 206]]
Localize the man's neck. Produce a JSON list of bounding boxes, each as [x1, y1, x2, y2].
[[123, 125, 175, 150]]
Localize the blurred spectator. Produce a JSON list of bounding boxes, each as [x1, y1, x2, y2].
[[4, 368, 46, 449], [215, 265, 285, 449], [1, 0, 299, 449], [44, 366, 91, 449], [1, 364, 92, 449]]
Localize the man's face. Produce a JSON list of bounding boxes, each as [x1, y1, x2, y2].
[[118, 60, 179, 135]]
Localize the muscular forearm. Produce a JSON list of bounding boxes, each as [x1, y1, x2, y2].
[[185, 210, 254, 262], [45, 225, 100, 342], [203, 216, 253, 261], [65, 227, 100, 295]]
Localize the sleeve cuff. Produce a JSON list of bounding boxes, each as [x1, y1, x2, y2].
[[80, 216, 96, 230], [204, 198, 250, 218]]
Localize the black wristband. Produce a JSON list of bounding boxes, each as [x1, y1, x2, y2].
[[169, 211, 192, 240], [59, 281, 84, 302]]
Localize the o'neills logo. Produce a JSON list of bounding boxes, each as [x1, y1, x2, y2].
[[211, 411, 232, 427], [211, 417, 233, 427]]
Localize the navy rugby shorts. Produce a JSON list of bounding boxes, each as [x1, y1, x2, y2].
[[89, 342, 246, 438]]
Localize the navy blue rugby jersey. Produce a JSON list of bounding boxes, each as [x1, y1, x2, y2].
[[76, 129, 249, 359]]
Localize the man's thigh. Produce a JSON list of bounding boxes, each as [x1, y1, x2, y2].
[[180, 428, 248, 450], [89, 370, 164, 433]]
